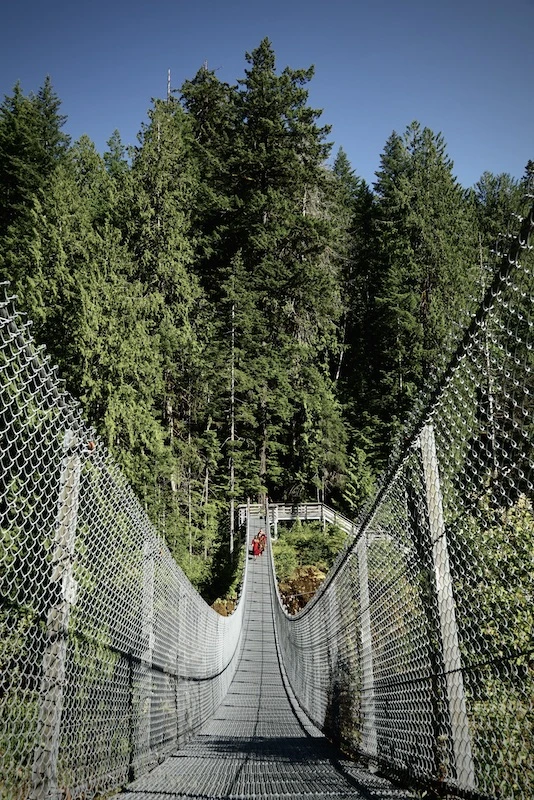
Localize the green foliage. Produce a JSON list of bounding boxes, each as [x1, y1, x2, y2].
[[272, 520, 346, 611], [470, 674, 532, 799], [454, 494, 534, 666], [199, 521, 246, 604], [271, 539, 298, 581], [0, 55, 529, 606], [0, 78, 69, 235], [0, 79, 70, 325], [370, 122, 479, 461], [273, 520, 346, 577], [452, 494, 534, 798], [341, 445, 376, 516], [471, 170, 524, 250]]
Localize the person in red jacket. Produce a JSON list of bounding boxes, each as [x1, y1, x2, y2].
[[252, 536, 261, 559]]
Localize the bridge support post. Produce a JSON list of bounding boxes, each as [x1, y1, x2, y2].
[[136, 536, 155, 773], [357, 533, 377, 759], [419, 424, 476, 791], [30, 430, 81, 800]]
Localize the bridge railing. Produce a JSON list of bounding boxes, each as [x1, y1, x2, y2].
[[272, 202, 534, 799], [239, 501, 357, 538], [0, 290, 247, 800], [269, 502, 356, 538]]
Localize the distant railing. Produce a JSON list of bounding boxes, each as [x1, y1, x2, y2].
[[270, 502, 356, 538], [239, 502, 357, 539]]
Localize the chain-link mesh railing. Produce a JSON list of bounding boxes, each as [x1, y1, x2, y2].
[[273, 202, 534, 799], [0, 290, 247, 800]]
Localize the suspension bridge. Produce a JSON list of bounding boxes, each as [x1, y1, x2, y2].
[[1, 201, 533, 800], [118, 509, 412, 800]]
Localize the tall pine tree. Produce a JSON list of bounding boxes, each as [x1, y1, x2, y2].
[[372, 122, 478, 457], [0, 78, 70, 301], [226, 39, 346, 500]]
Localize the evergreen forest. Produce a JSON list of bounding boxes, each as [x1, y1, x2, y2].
[[1, 38, 531, 595]]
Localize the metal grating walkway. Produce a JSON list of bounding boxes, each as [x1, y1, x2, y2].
[[119, 518, 414, 799]]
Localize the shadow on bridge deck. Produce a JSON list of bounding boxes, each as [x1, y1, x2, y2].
[[118, 521, 414, 800]]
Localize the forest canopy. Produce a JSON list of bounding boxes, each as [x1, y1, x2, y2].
[[0, 38, 530, 590]]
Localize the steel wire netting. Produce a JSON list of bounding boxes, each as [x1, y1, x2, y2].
[[0, 294, 247, 800], [272, 203, 534, 799]]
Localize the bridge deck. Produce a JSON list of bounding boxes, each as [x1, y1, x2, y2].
[[119, 519, 413, 799]]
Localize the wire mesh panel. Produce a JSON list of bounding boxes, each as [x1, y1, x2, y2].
[[0, 291, 246, 800], [273, 203, 534, 799]]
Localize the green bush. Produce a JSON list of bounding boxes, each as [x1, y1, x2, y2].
[[272, 539, 298, 581], [273, 521, 346, 584]]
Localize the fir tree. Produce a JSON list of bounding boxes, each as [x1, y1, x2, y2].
[[0, 78, 70, 294], [372, 122, 478, 456], [329, 147, 382, 503], [472, 170, 523, 251], [180, 63, 237, 268], [125, 96, 210, 575], [227, 38, 345, 500]]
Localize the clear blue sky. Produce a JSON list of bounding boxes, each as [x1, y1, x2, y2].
[[1, 0, 532, 189]]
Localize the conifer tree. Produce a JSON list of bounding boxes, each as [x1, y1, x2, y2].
[[472, 171, 523, 251], [104, 129, 130, 181], [126, 96, 199, 402], [372, 122, 478, 455], [328, 147, 382, 506], [124, 96, 210, 571], [0, 78, 70, 295], [180, 64, 237, 285], [329, 150, 378, 398], [225, 38, 346, 500], [16, 137, 165, 500]]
